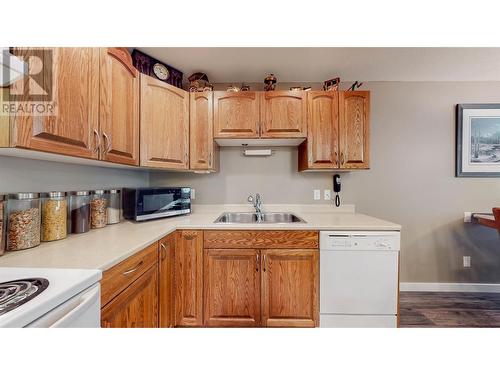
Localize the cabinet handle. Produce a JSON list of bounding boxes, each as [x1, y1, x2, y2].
[[160, 243, 168, 261], [93, 129, 100, 154], [103, 132, 111, 154], [256, 253, 260, 272], [340, 152, 345, 165], [123, 260, 144, 276], [263, 254, 266, 272], [334, 151, 338, 165], [208, 152, 212, 167]]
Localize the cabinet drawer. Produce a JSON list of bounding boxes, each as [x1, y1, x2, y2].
[[203, 230, 319, 249], [101, 242, 158, 306]]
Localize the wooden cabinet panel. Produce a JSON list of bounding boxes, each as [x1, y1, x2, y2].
[[140, 74, 189, 169], [298, 91, 339, 170], [260, 91, 306, 138], [204, 249, 261, 327], [213, 92, 259, 138], [99, 48, 139, 165], [101, 265, 159, 328], [261, 249, 319, 327], [339, 91, 370, 169], [159, 233, 175, 328], [204, 230, 319, 249], [190, 92, 219, 171], [175, 230, 204, 326], [10, 48, 99, 159], [101, 242, 158, 307]]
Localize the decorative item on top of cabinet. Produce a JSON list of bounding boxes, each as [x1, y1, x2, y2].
[[174, 230, 204, 327], [140, 74, 189, 170], [260, 91, 307, 138], [7, 48, 99, 159], [203, 249, 261, 327], [188, 72, 213, 92], [159, 233, 175, 328], [131, 49, 183, 89], [99, 48, 139, 166], [323, 77, 340, 91], [190, 92, 219, 172], [213, 91, 260, 138], [298, 91, 340, 170], [264, 73, 277, 91], [338, 91, 370, 169], [261, 249, 319, 327]]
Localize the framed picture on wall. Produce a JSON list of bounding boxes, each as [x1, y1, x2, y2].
[[456, 104, 500, 177]]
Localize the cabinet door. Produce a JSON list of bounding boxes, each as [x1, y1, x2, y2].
[[174, 230, 203, 327], [260, 91, 306, 138], [339, 91, 370, 169], [298, 91, 339, 170], [140, 74, 189, 169], [213, 92, 259, 138], [159, 233, 175, 328], [204, 249, 261, 327], [190, 92, 218, 171], [261, 249, 319, 327], [101, 265, 158, 328], [99, 48, 139, 165], [10, 48, 99, 159]]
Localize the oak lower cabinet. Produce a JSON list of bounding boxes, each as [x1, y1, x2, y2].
[[159, 233, 176, 328], [140, 74, 189, 169], [174, 230, 204, 327], [261, 249, 319, 327], [204, 249, 261, 327]]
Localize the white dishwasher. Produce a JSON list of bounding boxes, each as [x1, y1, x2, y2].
[[320, 231, 400, 328]]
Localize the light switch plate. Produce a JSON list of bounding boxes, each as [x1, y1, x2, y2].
[[463, 256, 471, 268], [464, 212, 472, 223], [313, 189, 321, 200], [191, 189, 196, 200], [324, 189, 331, 200]]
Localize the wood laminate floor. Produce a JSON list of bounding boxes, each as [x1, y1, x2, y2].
[[399, 292, 500, 327]]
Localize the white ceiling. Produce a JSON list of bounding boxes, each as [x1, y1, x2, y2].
[[137, 47, 500, 83]]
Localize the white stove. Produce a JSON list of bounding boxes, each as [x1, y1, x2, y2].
[[0, 267, 102, 328]]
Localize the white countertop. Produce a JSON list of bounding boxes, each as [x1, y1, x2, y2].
[[0, 204, 401, 271]]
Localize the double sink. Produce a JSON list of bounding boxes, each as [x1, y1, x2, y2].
[[214, 212, 305, 224]]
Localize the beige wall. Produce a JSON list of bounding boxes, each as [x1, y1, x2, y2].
[[151, 81, 500, 284], [0, 156, 149, 192]]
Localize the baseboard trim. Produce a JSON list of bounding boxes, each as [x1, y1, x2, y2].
[[400, 282, 500, 293]]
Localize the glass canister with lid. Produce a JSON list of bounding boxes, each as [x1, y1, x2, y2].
[[69, 191, 90, 234], [106, 189, 121, 225], [90, 189, 107, 229], [0, 194, 6, 255], [41, 191, 67, 242], [7, 193, 41, 251]]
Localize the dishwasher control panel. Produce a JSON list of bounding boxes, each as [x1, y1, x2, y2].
[[320, 231, 400, 251]]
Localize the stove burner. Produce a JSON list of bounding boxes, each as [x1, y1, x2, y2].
[[0, 278, 49, 316]]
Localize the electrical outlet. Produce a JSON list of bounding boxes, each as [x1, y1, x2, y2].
[[324, 189, 331, 200], [313, 189, 321, 200], [463, 256, 471, 268], [464, 212, 472, 223], [191, 189, 196, 200]]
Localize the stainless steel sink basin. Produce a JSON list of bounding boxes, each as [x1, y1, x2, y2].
[[214, 212, 306, 224]]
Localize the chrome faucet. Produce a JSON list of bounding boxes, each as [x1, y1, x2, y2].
[[247, 193, 263, 222]]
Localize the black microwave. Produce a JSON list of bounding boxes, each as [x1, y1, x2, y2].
[[122, 187, 191, 221]]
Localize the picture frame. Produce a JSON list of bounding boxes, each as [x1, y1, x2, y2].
[[456, 103, 500, 177]]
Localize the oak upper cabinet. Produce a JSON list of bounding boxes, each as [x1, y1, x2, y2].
[[159, 233, 176, 328], [174, 230, 204, 327], [140, 74, 189, 169], [260, 91, 307, 138], [204, 249, 261, 327], [261, 249, 319, 327], [339, 91, 370, 169], [99, 48, 139, 165], [9, 48, 99, 159], [101, 266, 159, 328], [190, 92, 219, 171], [213, 91, 260, 138], [298, 91, 339, 170]]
